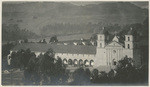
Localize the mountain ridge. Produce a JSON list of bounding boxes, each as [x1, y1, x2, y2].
[[2, 2, 148, 35]]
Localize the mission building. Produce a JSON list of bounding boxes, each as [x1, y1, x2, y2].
[[8, 28, 141, 68]]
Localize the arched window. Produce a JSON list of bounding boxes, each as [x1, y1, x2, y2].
[[79, 59, 83, 66], [74, 59, 78, 65], [63, 58, 67, 64], [112, 59, 117, 65], [128, 44, 130, 49], [99, 36, 102, 40], [68, 59, 72, 65], [100, 43, 102, 47], [84, 60, 89, 66], [128, 37, 130, 41], [90, 60, 94, 66]]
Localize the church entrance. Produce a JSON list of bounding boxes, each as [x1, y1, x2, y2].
[[112, 50, 117, 59], [112, 59, 117, 65]]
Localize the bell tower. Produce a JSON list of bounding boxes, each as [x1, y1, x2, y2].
[[95, 27, 107, 67], [124, 28, 134, 49], [97, 34, 105, 48], [97, 27, 105, 48], [123, 27, 141, 67]]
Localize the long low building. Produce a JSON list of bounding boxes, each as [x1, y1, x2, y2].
[[8, 28, 142, 68], [10, 43, 96, 66]]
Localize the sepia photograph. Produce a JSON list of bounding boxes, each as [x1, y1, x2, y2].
[[2, 1, 149, 86]]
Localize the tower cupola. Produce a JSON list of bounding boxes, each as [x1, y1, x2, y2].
[[124, 27, 134, 49], [97, 27, 106, 48]]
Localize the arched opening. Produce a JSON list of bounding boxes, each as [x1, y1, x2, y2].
[[79, 59, 83, 66], [112, 59, 117, 66], [128, 44, 130, 49], [90, 60, 94, 66], [63, 58, 67, 64], [100, 36, 102, 40], [128, 37, 130, 41], [73, 59, 78, 67], [84, 60, 89, 67], [100, 43, 102, 47], [68, 59, 73, 65]]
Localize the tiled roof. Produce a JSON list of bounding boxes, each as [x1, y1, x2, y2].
[[11, 43, 96, 54]]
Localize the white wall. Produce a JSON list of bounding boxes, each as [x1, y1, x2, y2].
[[95, 48, 107, 66], [34, 51, 45, 57], [55, 53, 95, 63], [105, 48, 124, 65], [123, 49, 133, 58]]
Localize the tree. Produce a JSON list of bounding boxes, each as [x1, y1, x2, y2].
[[10, 51, 17, 68], [138, 65, 148, 83], [91, 69, 99, 83], [23, 49, 56, 85], [10, 49, 35, 69], [114, 57, 139, 83], [10, 49, 25, 68], [2, 24, 39, 41], [49, 35, 58, 43], [22, 49, 35, 68], [24, 39, 28, 43], [24, 55, 37, 85], [24, 48, 69, 85], [42, 39, 47, 43], [97, 71, 108, 83], [54, 57, 69, 85], [90, 34, 97, 42], [2, 42, 14, 58], [72, 67, 91, 85], [91, 69, 109, 83]]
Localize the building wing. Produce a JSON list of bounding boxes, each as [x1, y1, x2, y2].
[[11, 43, 96, 54]]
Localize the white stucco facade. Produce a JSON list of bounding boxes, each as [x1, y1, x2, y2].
[[94, 33, 140, 67], [8, 30, 141, 68]]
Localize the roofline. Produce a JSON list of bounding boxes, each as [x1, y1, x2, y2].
[[105, 41, 124, 47], [97, 33, 105, 35], [125, 34, 133, 36], [10, 50, 96, 55]]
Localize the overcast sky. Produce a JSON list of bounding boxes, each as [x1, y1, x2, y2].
[[3, 1, 148, 9], [70, 2, 148, 8]]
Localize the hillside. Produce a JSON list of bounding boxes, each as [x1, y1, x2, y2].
[[2, 24, 39, 42], [2, 2, 148, 36]]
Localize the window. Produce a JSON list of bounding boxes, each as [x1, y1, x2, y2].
[[79, 59, 83, 66], [128, 44, 130, 49], [90, 60, 94, 66], [128, 37, 130, 41], [74, 59, 78, 65], [112, 59, 116, 65], [114, 61, 117, 65], [84, 60, 89, 66], [113, 50, 116, 54], [100, 36, 102, 39], [63, 59, 67, 64], [100, 43, 102, 47], [68, 59, 73, 65]]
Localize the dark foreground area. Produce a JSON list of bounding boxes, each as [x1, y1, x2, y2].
[[2, 44, 148, 86]]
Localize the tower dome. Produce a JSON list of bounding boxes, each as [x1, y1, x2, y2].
[[98, 27, 105, 34], [127, 27, 134, 35]]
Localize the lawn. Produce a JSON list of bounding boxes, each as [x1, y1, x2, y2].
[[2, 69, 24, 85]]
